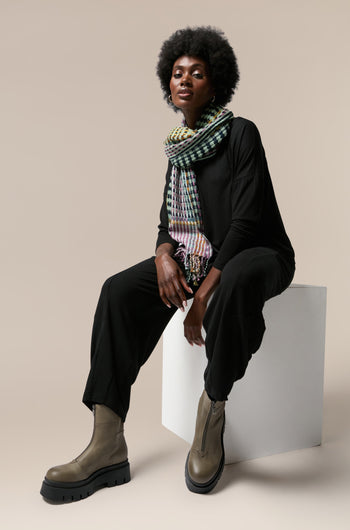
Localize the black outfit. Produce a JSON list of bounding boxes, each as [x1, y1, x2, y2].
[[83, 117, 295, 422]]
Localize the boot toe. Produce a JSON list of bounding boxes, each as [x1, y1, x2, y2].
[[45, 461, 81, 483], [187, 451, 218, 484]]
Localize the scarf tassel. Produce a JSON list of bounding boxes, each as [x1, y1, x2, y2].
[[174, 245, 210, 287]]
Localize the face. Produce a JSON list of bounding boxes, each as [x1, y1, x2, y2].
[[169, 55, 215, 115]]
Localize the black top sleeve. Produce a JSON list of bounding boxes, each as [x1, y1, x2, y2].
[[155, 161, 179, 253], [212, 121, 266, 271]]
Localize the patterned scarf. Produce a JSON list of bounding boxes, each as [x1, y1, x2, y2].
[[164, 103, 234, 285]]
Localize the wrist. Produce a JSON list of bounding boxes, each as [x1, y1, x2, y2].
[[194, 266, 222, 304], [155, 252, 172, 263], [155, 243, 175, 260], [194, 291, 210, 305]]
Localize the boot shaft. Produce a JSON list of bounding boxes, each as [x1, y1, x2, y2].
[[192, 390, 225, 455], [75, 404, 128, 465]]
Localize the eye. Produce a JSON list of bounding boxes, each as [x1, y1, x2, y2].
[[193, 72, 204, 79], [173, 69, 184, 78]]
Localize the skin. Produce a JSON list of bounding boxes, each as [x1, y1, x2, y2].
[[154, 55, 222, 347], [169, 55, 216, 129]]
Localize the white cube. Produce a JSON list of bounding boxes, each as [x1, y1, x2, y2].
[[162, 284, 327, 463]]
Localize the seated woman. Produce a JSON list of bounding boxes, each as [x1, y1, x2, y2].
[[40, 26, 295, 502]]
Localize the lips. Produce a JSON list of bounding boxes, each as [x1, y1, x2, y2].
[[178, 89, 193, 97]]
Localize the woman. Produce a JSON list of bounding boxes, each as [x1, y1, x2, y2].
[[40, 26, 295, 502]]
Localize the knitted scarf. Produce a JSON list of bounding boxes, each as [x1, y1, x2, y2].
[[164, 103, 234, 286]]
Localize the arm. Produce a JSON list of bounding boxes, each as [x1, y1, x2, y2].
[[183, 265, 221, 347], [155, 165, 192, 311], [184, 121, 266, 346], [155, 161, 179, 253], [193, 265, 221, 305], [212, 120, 266, 271]]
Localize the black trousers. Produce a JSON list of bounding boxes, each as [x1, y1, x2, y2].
[[82, 247, 295, 422]]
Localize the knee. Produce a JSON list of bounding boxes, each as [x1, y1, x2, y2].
[[221, 263, 254, 294], [219, 257, 266, 309], [222, 249, 271, 289], [100, 271, 130, 304]]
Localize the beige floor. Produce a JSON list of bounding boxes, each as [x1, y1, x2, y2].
[[2, 351, 350, 530]]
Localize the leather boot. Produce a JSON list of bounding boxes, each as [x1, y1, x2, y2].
[[40, 404, 130, 502], [185, 389, 225, 494]]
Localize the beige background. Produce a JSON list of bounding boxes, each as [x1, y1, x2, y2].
[[1, 0, 349, 528]]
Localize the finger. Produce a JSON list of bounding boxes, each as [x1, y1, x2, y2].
[[185, 327, 200, 346], [164, 290, 184, 311], [173, 276, 187, 302], [168, 279, 187, 311], [184, 328, 193, 346], [160, 279, 182, 310], [192, 333, 203, 346], [159, 287, 172, 309], [197, 332, 205, 346], [189, 329, 205, 347]]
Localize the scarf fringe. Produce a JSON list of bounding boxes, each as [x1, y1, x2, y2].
[[174, 245, 210, 286]]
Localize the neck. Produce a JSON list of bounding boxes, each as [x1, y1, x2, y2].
[[182, 105, 209, 129]]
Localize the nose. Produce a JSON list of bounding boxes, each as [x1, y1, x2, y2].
[[181, 71, 192, 86]]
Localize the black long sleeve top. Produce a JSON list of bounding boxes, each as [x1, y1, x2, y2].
[[155, 116, 295, 272]]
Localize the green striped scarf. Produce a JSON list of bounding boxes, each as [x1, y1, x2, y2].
[[164, 103, 233, 285]]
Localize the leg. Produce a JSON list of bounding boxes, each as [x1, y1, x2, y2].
[[185, 247, 294, 494], [41, 255, 190, 503], [83, 255, 186, 422], [203, 247, 295, 401]]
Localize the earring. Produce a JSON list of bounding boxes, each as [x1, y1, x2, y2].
[[211, 95, 216, 103], [168, 94, 172, 102]]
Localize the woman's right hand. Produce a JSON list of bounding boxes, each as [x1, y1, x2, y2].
[[155, 250, 193, 311]]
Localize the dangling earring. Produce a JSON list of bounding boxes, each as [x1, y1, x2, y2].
[[211, 95, 216, 103], [168, 94, 172, 102]]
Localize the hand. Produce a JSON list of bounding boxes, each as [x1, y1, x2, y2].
[[155, 253, 193, 311], [183, 297, 207, 347]]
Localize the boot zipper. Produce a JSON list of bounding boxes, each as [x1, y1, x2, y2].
[[201, 401, 215, 453]]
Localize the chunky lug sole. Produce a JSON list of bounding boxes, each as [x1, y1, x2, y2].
[[185, 417, 225, 494], [40, 460, 130, 503]]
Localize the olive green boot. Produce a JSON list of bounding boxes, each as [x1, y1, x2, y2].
[[40, 404, 130, 503], [185, 390, 225, 494]]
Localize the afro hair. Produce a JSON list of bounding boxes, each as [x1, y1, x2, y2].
[[156, 26, 240, 110]]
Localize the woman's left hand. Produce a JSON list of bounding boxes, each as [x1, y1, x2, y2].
[[183, 297, 207, 347]]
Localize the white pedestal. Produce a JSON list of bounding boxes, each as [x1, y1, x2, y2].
[[162, 284, 327, 464]]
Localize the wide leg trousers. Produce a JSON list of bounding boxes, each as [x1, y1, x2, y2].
[[82, 247, 295, 422]]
